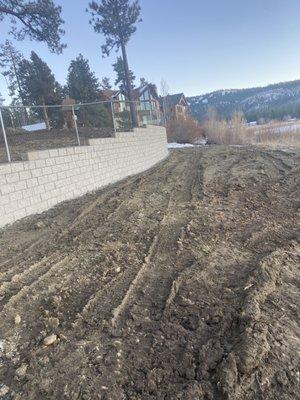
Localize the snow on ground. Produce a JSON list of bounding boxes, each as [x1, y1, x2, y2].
[[168, 143, 194, 149], [168, 139, 207, 149], [22, 122, 46, 132]]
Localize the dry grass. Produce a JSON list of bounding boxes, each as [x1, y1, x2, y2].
[[204, 110, 251, 145], [204, 108, 300, 148], [254, 127, 300, 148], [166, 116, 205, 144]]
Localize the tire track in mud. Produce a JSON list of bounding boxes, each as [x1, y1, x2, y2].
[[0, 155, 174, 278], [4, 151, 200, 398], [0, 147, 299, 400], [111, 150, 202, 331], [0, 153, 193, 392], [60, 151, 198, 335], [0, 155, 179, 313]]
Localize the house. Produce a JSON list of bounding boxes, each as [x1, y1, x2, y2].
[[99, 90, 127, 114], [99, 83, 162, 128], [161, 93, 190, 122], [133, 83, 162, 126]]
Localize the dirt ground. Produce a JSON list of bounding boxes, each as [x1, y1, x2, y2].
[[0, 127, 113, 163], [0, 146, 299, 400]]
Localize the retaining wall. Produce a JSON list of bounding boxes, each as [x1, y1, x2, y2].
[[0, 126, 168, 228]]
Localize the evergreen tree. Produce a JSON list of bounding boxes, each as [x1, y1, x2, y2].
[[100, 76, 112, 90], [67, 54, 100, 102], [113, 57, 135, 92], [0, 0, 65, 53], [17, 51, 62, 129], [0, 41, 25, 101], [67, 55, 112, 128], [88, 0, 142, 127]]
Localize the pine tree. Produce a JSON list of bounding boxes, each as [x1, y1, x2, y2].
[[0, 0, 65, 53], [0, 41, 25, 101], [100, 77, 112, 90], [0, 41, 30, 124], [88, 0, 142, 127], [113, 57, 135, 92], [67, 54, 100, 103], [17, 51, 61, 129]]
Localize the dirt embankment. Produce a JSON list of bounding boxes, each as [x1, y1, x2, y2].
[[0, 146, 299, 399]]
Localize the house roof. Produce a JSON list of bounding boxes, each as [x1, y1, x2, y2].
[[162, 93, 188, 107], [132, 84, 159, 101], [99, 90, 121, 100]]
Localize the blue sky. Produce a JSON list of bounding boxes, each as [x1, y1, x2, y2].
[[1, 0, 300, 103]]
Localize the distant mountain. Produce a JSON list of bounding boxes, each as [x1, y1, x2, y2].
[[187, 79, 300, 121]]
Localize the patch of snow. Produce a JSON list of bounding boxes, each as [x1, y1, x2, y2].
[[202, 99, 208, 104], [168, 142, 194, 149], [22, 122, 46, 132]]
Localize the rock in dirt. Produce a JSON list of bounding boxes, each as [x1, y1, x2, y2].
[[276, 370, 289, 386], [0, 385, 10, 396], [35, 221, 46, 229], [43, 334, 57, 346], [15, 363, 28, 378], [14, 314, 21, 325]]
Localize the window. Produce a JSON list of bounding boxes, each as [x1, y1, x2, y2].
[[140, 90, 151, 111]]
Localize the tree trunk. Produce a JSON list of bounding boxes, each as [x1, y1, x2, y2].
[[120, 41, 138, 128], [42, 97, 50, 130]]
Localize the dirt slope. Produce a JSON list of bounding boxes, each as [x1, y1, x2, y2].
[[0, 146, 299, 400]]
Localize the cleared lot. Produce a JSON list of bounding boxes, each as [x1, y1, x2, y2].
[[0, 146, 299, 399]]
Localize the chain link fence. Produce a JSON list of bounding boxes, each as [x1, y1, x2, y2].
[[0, 100, 162, 163]]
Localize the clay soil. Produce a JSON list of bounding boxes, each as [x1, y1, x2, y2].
[[0, 146, 299, 399]]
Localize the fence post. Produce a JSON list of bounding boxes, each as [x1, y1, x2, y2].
[[72, 105, 80, 146], [0, 108, 11, 163], [111, 101, 116, 133]]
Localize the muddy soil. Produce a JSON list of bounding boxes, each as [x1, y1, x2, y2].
[[0, 146, 299, 400], [0, 127, 113, 163]]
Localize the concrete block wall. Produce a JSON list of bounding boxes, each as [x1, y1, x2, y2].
[[0, 125, 168, 228]]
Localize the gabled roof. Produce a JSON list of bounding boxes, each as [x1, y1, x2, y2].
[[99, 89, 122, 101], [132, 83, 159, 101], [162, 93, 188, 107]]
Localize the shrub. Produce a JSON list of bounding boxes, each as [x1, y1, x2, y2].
[[204, 108, 252, 145], [166, 116, 205, 143]]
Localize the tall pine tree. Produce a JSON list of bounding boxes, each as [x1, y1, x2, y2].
[[67, 54, 100, 103], [88, 0, 142, 127]]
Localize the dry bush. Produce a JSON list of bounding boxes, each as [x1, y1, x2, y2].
[[204, 108, 252, 145], [166, 116, 205, 144]]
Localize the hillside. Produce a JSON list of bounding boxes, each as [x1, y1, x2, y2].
[[188, 79, 300, 121]]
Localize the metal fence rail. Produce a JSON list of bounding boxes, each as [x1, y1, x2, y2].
[[0, 99, 162, 163]]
